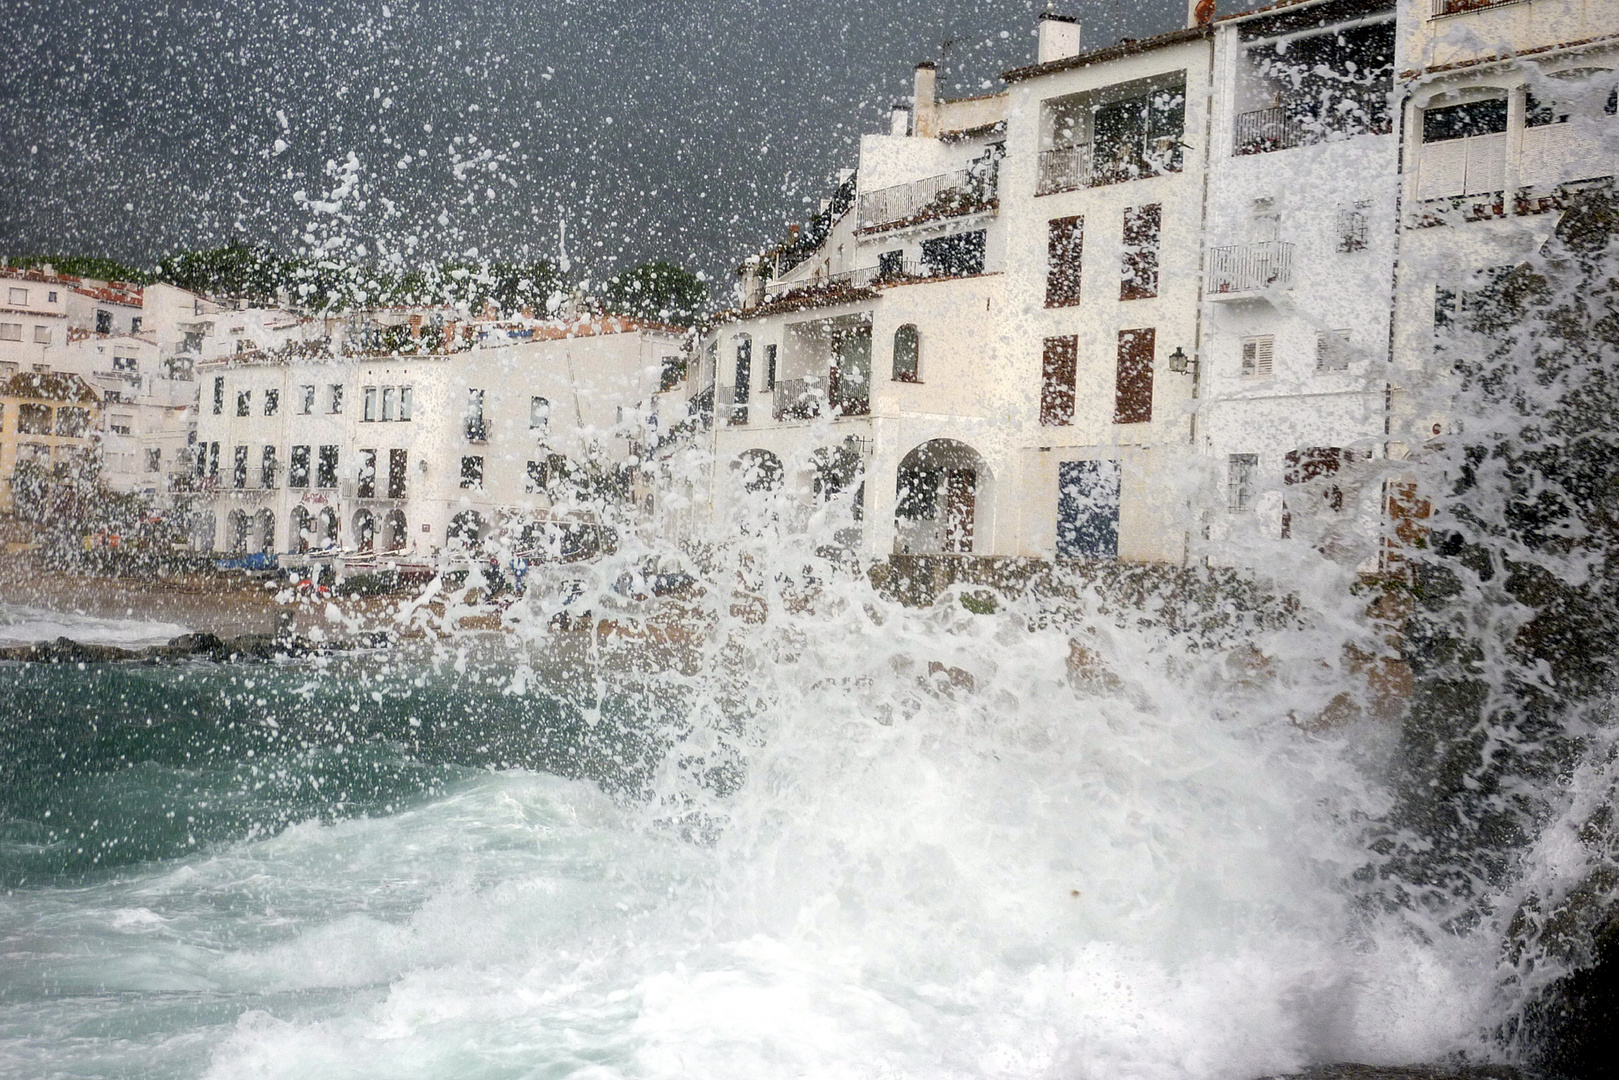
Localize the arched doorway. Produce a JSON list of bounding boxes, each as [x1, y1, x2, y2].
[[384, 509, 407, 552], [290, 507, 312, 554], [227, 510, 250, 553], [733, 448, 785, 493], [255, 509, 276, 553], [894, 439, 991, 555], [448, 510, 484, 552], [353, 509, 376, 552], [317, 508, 339, 549]]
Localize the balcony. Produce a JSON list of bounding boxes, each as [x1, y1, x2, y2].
[[1208, 241, 1294, 297], [1431, 0, 1526, 17], [773, 377, 822, 422], [1037, 141, 1186, 195], [1234, 107, 1310, 155], [857, 166, 998, 233], [1037, 145, 1094, 195], [717, 384, 749, 426]]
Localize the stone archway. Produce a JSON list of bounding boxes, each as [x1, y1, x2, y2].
[[384, 509, 408, 552], [255, 509, 276, 553], [353, 509, 376, 553], [316, 507, 339, 549], [894, 439, 992, 555], [290, 507, 312, 554], [227, 510, 249, 553]]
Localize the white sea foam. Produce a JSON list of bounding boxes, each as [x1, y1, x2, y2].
[[0, 603, 191, 648]]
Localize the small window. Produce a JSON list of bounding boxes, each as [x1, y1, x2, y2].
[[1040, 335, 1078, 426], [659, 356, 684, 392], [388, 449, 408, 499], [213, 376, 225, 414], [363, 386, 378, 422], [236, 390, 251, 416], [261, 445, 277, 487], [1228, 454, 1258, 512], [358, 449, 377, 499], [1422, 98, 1507, 143], [381, 386, 397, 421], [0, 323, 22, 341], [264, 388, 279, 416], [1045, 216, 1083, 307], [233, 445, 249, 488], [878, 250, 905, 279], [113, 354, 139, 372], [764, 344, 777, 391], [130, 317, 142, 333], [8, 287, 26, 305], [1316, 329, 1351, 372], [299, 385, 315, 414], [526, 459, 548, 492], [1241, 335, 1275, 378], [465, 388, 486, 441], [317, 445, 338, 488], [530, 396, 550, 431], [329, 384, 343, 414], [32, 326, 50, 344], [95, 310, 112, 335], [399, 386, 413, 421], [1337, 203, 1369, 253], [892, 324, 920, 382], [104, 389, 124, 404], [1120, 204, 1161, 300], [46, 291, 57, 303], [289, 445, 311, 488], [146, 448, 162, 473], [460, 455, 484, 489]]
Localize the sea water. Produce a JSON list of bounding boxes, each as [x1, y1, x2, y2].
[[0, 583, 1547, 1080]]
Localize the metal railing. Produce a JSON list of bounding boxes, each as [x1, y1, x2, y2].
[[1431, 0, 1524, 16], [716, 384, 749, 426], [1208, 241, 1295, 295], [1037, 145, 1094, 195], [857, 166, 998, 231], [773, 377, 822, 422], [1234, 106, 1310, 155]]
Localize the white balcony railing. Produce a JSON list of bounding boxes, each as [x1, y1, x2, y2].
[[1209, 241, 1295, 296], [1431, 0, 1527, 17], [772, 377, 822, 421], [1037, 145, 1095, 195], [857, 166, 997, 232]]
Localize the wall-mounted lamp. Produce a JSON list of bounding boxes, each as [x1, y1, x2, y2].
[[1167, 346, 1197, 375]]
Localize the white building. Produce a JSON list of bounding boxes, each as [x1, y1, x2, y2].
[[191, 315, 682, 562]]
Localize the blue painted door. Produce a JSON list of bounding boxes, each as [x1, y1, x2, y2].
[[1057, 459, 1120, 559]]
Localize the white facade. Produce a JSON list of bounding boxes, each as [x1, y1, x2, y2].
[[191, 317, 682, 561]]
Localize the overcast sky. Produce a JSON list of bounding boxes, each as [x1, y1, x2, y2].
[[0, 0, 1190, 282]]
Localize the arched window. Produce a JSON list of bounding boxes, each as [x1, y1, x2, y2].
[[892, 324, 920, 382]]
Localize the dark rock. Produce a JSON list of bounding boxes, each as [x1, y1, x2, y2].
[[0, 636, 139, 663], [1260, 1066, 1522, 1080]]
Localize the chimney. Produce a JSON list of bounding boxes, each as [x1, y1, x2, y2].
[[1189, 0, 1215, 28], [890, 102, 912, 136], [738, 257, 764, 312], [912, 62, 937, 138], [1037, 13, 1081, 64]]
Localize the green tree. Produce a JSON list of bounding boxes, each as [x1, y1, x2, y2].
[[602, 262, 707, 326]]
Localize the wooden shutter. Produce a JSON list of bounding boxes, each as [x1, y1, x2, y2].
[[1241, 335, 1274, 377], [1120, 204, 1161, 300], [1045, 216, 1083, 307], [1114, 327, 1155, 424], [1040, 335, 1078, 426]]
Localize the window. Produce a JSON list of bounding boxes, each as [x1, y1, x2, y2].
[[208, 441, 220, 478], [8, 287, 26, 304], [289, 445, 311, 488], [892, 324, 920, 382], [17, 403, 51, 434], [328, 384, 343, 414], [764, 344, 777, 391], [233, 445, 249, 488], [734, 337, 752, 412], [382, 386, 396, 421], [1423, 98, 1507, 143], [264, 388, 279, 416], [56, 407, 91, 436], [261, 445, 277, 487], [526, 459, 548, 492], [1046, 216, 1084, 307], [530, 396, 550, 432], [104, 390, 124, 404], [0, 323, 22, 341], [237, 390, 251, 416], [1090, 81, 1186, 185], [108, 415, 133, 436], [146, 448, 162, 473], [659, 356, 684, 392], [113, 354, 138, 373], [388, 449, 408, 499], [213, 376, 224, 414], [465, 388, 486, 441], [95, 310, 112, 334], [1114, 327, 1155, 424], [46, 291, 56, 303], [399, 386, 413, 421], [1316, 329, 1351, 372], [920, 230, 986, 277], [358, 449, 377, 499], [1120, 204, 1161, 300], [363, 386, 378, 421], [1241, 335, 1275, 377], [317, 445, 338, 488], [130, 317, 141, 333], [460, 455, 484, 489], [1337, 203, 1369, 253], [1228, 454, 1258, 512], [299, 385, 315, 414], [33, 326, 49, 344], [878, 249, 904, 279], [1040, 335, 1078, 426]]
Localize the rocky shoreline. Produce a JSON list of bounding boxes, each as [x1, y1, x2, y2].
[[0, 630, 393, 664]]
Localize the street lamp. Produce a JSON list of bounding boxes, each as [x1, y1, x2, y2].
[[1167, 346, 1196, 375]]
